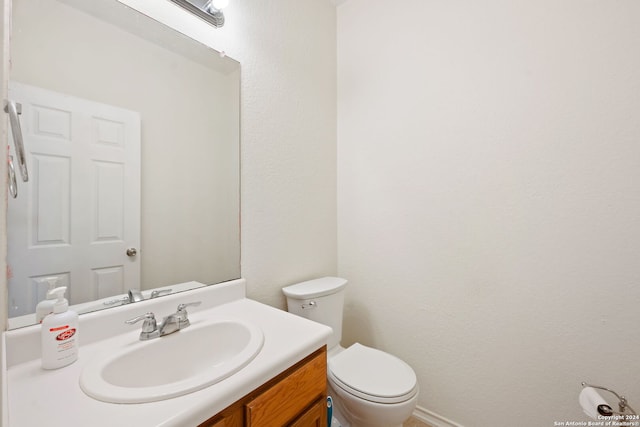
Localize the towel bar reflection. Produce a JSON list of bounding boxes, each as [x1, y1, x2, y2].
[[7, 155, 17, 198], [4, 100, 29, 184]]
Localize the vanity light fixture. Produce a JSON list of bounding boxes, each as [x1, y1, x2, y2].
[[169, 0, 229, 28]]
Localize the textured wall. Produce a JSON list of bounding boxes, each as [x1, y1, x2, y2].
[[118, 0, 338, 308], [337, 1, 640, 425], [225, 1, 338, 306]]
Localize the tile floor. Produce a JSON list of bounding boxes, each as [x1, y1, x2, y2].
[[403, 417, 433, 427]]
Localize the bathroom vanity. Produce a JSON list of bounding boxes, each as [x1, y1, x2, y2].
[[3, 279, 331, 427], [199, 348, 327, 426]]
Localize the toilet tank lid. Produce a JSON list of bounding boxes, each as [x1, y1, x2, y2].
[[282, 277, 348, 299]]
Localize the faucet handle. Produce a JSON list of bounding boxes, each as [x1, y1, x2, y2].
[[174, 302, 202, 327], [125, 312, 157, 333], [126, 312, 159, 341], [150, 289, 172, 299], [176, 301, 202, 313], [103, 296, 129, 306]]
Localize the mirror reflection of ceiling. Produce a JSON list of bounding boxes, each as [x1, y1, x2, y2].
[[7, 0, 240, 328]]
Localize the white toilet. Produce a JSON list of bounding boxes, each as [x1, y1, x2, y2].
[[283, 277, 418, 427]]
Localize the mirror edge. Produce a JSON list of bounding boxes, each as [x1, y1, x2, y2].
[[1, 0, 11, 332]]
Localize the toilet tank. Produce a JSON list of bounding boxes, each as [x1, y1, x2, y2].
[[282, 277, 348, 350]]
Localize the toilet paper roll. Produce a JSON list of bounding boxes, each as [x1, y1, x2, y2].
[[580, 387, 612, 419]]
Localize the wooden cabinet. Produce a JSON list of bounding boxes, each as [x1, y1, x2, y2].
[[288, 399, 326, 427], [198, 409, 243, 427], [199, 347, 327, 427]]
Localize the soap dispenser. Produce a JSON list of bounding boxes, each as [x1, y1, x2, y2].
[[41, 287, 79, 369], [35, 277, 59, 323]]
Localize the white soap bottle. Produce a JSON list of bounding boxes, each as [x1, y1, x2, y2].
[[41, 287, 79, 369], [35, 277, 59, 323]]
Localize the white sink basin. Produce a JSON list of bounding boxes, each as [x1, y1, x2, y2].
[[80, 318, 264, 403]]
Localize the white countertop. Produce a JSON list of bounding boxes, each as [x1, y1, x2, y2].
[[4, 279, 331, 427]]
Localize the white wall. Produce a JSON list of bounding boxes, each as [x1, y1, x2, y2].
[[116, 0, 338, 307], [337, 1, 640, 426], [217, 0, 338, 307]]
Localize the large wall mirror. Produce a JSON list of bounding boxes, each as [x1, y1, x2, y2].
[[6, 0, 240, 328]]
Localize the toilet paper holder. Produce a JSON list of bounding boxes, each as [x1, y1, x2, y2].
[[582, 382, 637, 416]]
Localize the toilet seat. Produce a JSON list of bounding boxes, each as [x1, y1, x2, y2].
[[328, 343, 418, 404]]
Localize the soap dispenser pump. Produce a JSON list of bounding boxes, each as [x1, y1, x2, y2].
[[41, 287, 79, 369], [35, 277, 59, 323]]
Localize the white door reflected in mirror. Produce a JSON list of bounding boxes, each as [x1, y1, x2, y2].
[[7, 82, 141, 318]]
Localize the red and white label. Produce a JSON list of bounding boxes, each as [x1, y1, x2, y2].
[[55, 328, 76, 341]]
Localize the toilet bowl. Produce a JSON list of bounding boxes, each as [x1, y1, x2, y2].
[[283, 277, 419, 427], [328, 343, 418, 427]]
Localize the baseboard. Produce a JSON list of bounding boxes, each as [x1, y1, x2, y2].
[[412, 405, 464, 427]]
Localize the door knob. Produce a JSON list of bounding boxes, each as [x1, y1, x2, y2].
[[126, 248, 138, 257]]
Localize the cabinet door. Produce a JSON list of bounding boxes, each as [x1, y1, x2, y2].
[[245, 351, 327, 426], [288, 399, 327, 427], [198, 405, 243, 427]]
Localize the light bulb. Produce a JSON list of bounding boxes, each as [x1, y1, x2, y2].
[[210, 0, 228, 10]]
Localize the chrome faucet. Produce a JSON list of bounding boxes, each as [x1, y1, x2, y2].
[[125, 302, 202, 341], [128, 289, 144, 303], [103, 288, 173, 307]]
